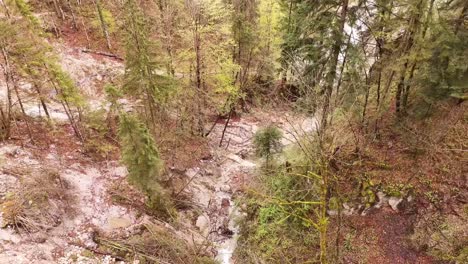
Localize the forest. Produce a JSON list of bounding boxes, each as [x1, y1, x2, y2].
[[0, 0, 466, 263]]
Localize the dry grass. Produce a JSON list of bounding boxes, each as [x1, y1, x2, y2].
[[1, 168, 72, 233], [96, 222, 216, 264]]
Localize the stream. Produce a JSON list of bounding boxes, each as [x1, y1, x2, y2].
[[185, 114, 317, 263]]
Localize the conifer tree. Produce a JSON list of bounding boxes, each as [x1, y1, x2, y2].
[[122, 0, 170, 127], [118, 113, 173, 216]]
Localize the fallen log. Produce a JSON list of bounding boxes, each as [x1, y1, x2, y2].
[[81, 49, 123, 61]]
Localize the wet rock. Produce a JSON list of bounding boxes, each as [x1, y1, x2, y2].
[[388, 197, 404, 211], [218, 218, 234, 237]]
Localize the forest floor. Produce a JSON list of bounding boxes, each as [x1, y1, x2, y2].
[[328, 105, 467, 264], [1, 35, 466, 264], [0, 40, 317, 263]]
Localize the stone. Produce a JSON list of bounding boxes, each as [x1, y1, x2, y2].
[[374, 191, 389, 209], [388, 197, 404, 211], [185, 168, 199, 178], [219, 184, 231, 193], [327, 210, 338, 216], [205, 168, 214, 176], [108, 217, 132, 229], [196, 214, 210, 236]]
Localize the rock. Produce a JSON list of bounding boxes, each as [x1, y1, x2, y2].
[[31, 233, 47, 243], [0, 174, 18, 195], [388, 197, 404, 211], [112, 166, 128, 178], [361, 206, 378, 216], [185, 168, 199, 178], [342, 203, 355, 216], [374, 191, 389, 209], [218, 218, 234, 237], [205, 168, 214, 176], [108, 217, 132, 229], [327, 210, 338, 216], [201, 154, 213, 161], [196, 214, 210, 236], [219, 184, 231, 193]]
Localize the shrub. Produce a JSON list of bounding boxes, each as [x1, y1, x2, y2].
[[254, 125, 283, 164]]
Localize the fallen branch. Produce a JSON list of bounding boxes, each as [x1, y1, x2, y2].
[[69, 241, 125, 262], [81, 49, 123, 61]]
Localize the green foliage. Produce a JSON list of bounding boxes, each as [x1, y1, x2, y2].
[[236, 143, 323, 262], [14, 0, 41, 28], [83, 108, 116, 159], [254, 125, 283, 160], [91, 5, 116, 34], [104, 84, 123, 106], [122, 0, 176, 125], [46, 60, 85, 107], [118, 113, 173, 217]]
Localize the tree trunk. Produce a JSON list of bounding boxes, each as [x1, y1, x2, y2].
[[0, 0, 11, 18], [2, 44, 33, 140], [52, 0, 65, 20], [402, 0, 435, 111], [66, 0, 78, 30], [0, 47, 13, 140], [320, 0, 349, 132], [395, 0, 423, 115], [94, 0, 112, 50], [194, 15, 205, 135]]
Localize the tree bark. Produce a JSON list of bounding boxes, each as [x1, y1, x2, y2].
[[320, 0, 349, 133], [94, 0, 112, 50]]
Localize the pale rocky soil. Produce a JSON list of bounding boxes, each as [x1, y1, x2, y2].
[[0, 41, 318, 263]]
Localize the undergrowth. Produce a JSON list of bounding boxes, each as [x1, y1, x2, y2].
[[235, 143, 322, 263]]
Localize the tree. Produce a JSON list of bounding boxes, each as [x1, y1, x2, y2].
[[118, 113, 173, 217], [93, 0, 112, 50], [122, 0, 171, 128], [254, 125, 282, 165]]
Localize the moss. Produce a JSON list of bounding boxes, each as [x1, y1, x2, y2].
[[383, 183, 413, 198], [81, 250, 95, 259], [329, 196, 340, 210]]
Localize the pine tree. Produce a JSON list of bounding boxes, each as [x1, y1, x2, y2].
[[118, 113, 173, 217], [122, 0, 173, 128]]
